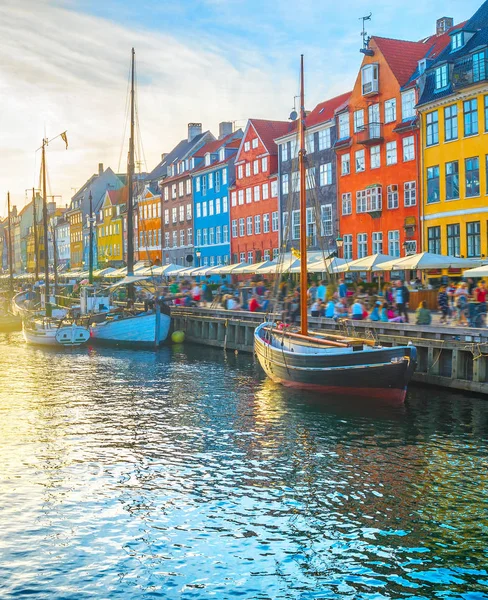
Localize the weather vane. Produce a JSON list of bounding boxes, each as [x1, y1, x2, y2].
[[360, 13, 374, 56]]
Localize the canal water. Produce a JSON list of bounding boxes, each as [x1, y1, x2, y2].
[[0, 333, 487, 599]]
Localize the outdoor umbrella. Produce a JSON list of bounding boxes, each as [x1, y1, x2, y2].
[[462, 265, 488, 278], [333, 253, 395, 273], [376, 252, 481, 271]]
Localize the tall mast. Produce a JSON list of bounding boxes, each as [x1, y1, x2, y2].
[[298, 55, 308, 336], [41, 139, 50, 305], [32, 188, 39, 282], [127, 47, 135, 284], [7, 192, 14, 295], [88, 191, 94, 284]]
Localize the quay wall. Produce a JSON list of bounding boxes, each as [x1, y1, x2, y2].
[[171, 307, 488, 396]]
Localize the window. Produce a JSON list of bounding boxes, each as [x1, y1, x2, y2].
[[261, 157, 268, 172], [245, 163, 251, 177], [426, 111, 439, 146], [180, 229, 185, 246], [354, 109, 364, 133], [385, 98, 396, 123], [253, 160, 259, 175], [435, 64, 448, 90], [215, 171, 220, 192], [282, 174, 289, 195], [263, 213, 270, 233], [178, 181, 184, 197], [465, 157, 480, 197], [232, 220, 237, 238], [473, 51, 486, 83], [208, 173, 214, 189], [252, 138, 258, 149], [321, 204, 333, 236], [208, 200, 214, 216], [402, 89, 416, 119], [222, 168, 227, 185], [246, 216, 252, 236], [240, 252, 246, 263], [445, 161, 459, 200], [215, 198, 221, 214], [444, 105, 458, 141], [361, 63, 378, 95], [244, 141, 250, 152], [164, 208, 169, 224], [486, 155, 488, 194], [427, 166, 440, 203], [342, 193, 352, 215], [195, 178, 200, 193], [338, 112, 350, 139], [262, 184, 269, 200], [264, 250, 270, 261], [271, 181, 278, 197], [451, 32, 463, 51], [292, 171, 300, 192], [247, 251, 253, 264], [306, 167, 316, 189], [357, 233, 368, 258], [318, 129, 331, 150], [255, 215, 261, 234], [172, 231, 178, 247], [388, 230, 400, 257], [172, 207, 177, 223], [291, 139, 297, 159], [223, 225, 229, 243], [281, 144, 288, 161], [403, 136, 415, 162], [254, 186, 260, 202], [209, 227, 214, 245], [239, 218, 244, 237], [485, 95, 488, 132], [341, 153, 350, 175], [292, 210, 300, 239], [179, 205, 184, 222], [306, 207, 316, 244], [467, 221, 481, 257], [272, 211, 279, 232], [202, 201, 207, 217], [318, 163, 332, 188], [238, 165, 243, 179], [246, 188, 252, 204], [386, 141, 397, 165], [464, 99, 478, 136], [306, 132, 315, 154], [223, 196, 228, 213], [447, 224, 460, 257], [172, 184, 177, 199], [164, 186, 169, 201], [231, 191, 237, 207], [404, 181, 416, 207], [370, 145, 380, 169], [343, 234, 353, 260], [355, 149, 365, 172], [368, 103, 380, 138], [356, 186, 382, 213], [387, 185, 399, 209], [165, 232, 170, 247], [202, 229, 208, 245], [427, 226, 441, 254], [187, 228, 192, 246], [372, 231, 383, 254]]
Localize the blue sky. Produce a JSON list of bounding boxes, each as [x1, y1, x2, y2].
[[0, 0, 483, 213]]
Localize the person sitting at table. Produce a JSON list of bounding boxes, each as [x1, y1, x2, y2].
[[416, 300, 432, 326], [454, 282, 469, 326], [473, 280, 487, 304], [369, 300, 382, 322], [350, 297, 364, 320]]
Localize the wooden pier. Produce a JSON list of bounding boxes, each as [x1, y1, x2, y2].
[[171, 306, 488, 396]]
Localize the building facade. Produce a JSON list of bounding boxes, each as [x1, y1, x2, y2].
[[96, 188, 127, 268], [418, 5, 488, 259], [230, 119, 289, 264], [276, 92, 351, 254]]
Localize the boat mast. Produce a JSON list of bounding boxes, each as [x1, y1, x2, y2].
[[7, 192, 14, 295], [298, 55, 308, 336], [32, 187, 39, 282], [41, 138, 50, 308], [126, 47, 135, 290], [88, 191, 94, 284]]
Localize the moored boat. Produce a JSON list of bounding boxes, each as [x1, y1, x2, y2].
[[23, 318, 90, 347]]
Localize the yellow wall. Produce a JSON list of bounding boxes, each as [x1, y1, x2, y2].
[[421, 85, 488, 258], [97, 196, 123, 264]]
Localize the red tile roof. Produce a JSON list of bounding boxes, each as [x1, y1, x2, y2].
[[305, 91, 352, 127], [107, 187, 127, 206], [421, 21, 466, 59], [373, 37, 430, 87], [250, 119, 291, 154]]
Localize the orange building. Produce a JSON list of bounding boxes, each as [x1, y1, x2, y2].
[[336, 35, 450, 265], [137, 187, 162, 264]]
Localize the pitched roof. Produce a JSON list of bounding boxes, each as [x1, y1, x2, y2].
[[305, 91, 352, 127], [250, 119, 291, 154], [373, 37, 432, 87], [107, 187, 128, 206], [193, 132, 237, 157], [146, 131, 212, 181]]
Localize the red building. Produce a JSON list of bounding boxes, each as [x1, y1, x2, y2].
[[230, 119, 290, 264], [335, 34, 450, 264]]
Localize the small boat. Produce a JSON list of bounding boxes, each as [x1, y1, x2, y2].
[[253, 57, 417, 404], [23, 317, 90, 347]]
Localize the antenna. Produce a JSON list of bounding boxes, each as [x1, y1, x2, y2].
[[360, 13, 374, 56]]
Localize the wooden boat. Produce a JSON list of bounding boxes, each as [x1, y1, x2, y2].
[[23, 317, 89, 347], [254, 57, 417, 404], [83, 49, 171, 347]]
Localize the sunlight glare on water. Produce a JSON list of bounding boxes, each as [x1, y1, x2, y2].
[[0, 332, 487, 599]]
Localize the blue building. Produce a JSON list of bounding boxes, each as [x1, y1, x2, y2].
[[192, 128, 243, 267]]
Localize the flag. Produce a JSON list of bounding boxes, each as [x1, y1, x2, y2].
[[291, 247, 301, 259], [61, 131, 68, 149]]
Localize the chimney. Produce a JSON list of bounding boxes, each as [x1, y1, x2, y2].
[[436, 17, 453, 35], [47, 202, 56, 215], [11, 205, 17, 218], [219, 121, 233, 140], [98, 163, 104, 175], [161, 153, 168, 162], [188, 123, 202, 142]]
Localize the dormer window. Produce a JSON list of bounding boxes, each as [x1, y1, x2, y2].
[[219, 147, 225, 161], [418, 59, 427, 75], [205, 153, 211, 166], [435, 65, 449, 90], [361, 63, 379, 95], [451, 32, 463, 51]]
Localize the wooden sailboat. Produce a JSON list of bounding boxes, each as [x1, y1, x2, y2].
[[87, 48, 171, 347], [254, 57, 417, 404]]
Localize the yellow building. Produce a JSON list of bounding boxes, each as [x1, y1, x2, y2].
[[418, 5, 488, 260], [67, 208, 83, 269], [96, 188, 126, 267]]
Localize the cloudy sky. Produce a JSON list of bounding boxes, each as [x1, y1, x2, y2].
[[0, 0, 480, 215]]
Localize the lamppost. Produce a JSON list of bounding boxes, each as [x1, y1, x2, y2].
[[335, 235, 344, 258], [195, 248, 201, 268]]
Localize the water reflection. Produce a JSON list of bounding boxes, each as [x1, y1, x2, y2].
[[0, 333, 487, 598]]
